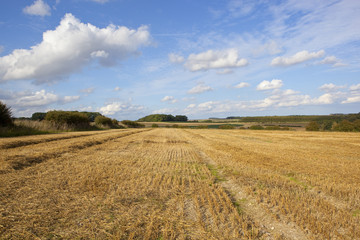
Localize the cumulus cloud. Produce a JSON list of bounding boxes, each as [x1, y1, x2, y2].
[[271, 50, 325, 66], [349, 83, 360, 92], [23, 0, 51, 16], [319, 56, 346, 67], [188, 83, 213, 94], [114, 86, 121, 91], [0, 13, 151, 84], [342, 96, 360, 104], [256, 79, 283, 90], [342, 83, 360, 103], [99, 102, 144, 116], [234, 82, 250, 88], [168, 53, 185, 63], [161, 95, 177, 103], [184, 48, 248, 72], [319, 83, 346, 92], [0, 89, 80, 116]]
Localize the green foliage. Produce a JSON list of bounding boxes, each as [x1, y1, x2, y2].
[[196, 125, 208, 129], [174, 115, 188, 122], [264, 125, 290, 131], [151, 123, 159, 128], [306, 121, 320, 131], [219, 124, 235, 129], [321, 120, 333, 131], [81, 112, 102, 122], [95, 115, 113, 126], [332, 120, 356, 132], [249, 125, 264, 130], [0, 101, 13, 127], [0, 125, 48, 138], [31, 112, 47, 121], [45, 111, 90, 127], [121, 120, 145, 128], [138, 114, 188, 122]]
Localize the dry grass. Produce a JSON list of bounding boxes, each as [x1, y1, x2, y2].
[[0, 128, 359, 239]]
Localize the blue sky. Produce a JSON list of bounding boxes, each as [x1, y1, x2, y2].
[[0, 0, 359, 120]]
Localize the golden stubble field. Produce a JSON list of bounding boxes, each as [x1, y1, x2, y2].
[[0, 128, 359, 239]]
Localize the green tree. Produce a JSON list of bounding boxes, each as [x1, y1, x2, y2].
[[333, 120, 355, 132], [0, 101, 13, 127], [306, 121, 320, 131], [31, 112, 47, 121]]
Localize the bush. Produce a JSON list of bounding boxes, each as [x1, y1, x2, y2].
[[219, 124, 235, 129], [45, 111, 90, 128], [121, 120, 145, 128], [152, 123, 159, 128], [0, 101, 13, 127], [95, 115, 113, 126], [332, 120, 355, 132], [306, 121, 320, 131], [249, 125, 264, 130], [196, 125, 208, 129]]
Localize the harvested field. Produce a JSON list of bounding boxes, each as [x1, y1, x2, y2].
[[0, 128, 359, 239]]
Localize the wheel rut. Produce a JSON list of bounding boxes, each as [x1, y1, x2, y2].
[[197, 150, 309, 240]]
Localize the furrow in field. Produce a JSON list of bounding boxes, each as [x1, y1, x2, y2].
[[0, 129, 149, 172], [0, 130, 116, 149], [183, 129, 360, 239]]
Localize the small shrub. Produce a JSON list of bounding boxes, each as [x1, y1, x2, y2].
[[172, 124, 179, 128], [219, 124, 235, 129], [197, 125, 208, 129], [0, 101, 14, 127], [121, 120, 145, 128], [45, 111, 90, 129], [95, 115, 113, 126], [152, 123, 159, 128], [249, 125, 264, 130], [306, 121, 320, 131]]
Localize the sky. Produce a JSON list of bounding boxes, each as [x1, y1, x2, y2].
[[0, 0, 359, 120]]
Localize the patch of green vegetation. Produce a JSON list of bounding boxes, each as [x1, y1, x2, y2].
[[206, 164, 226, 183], [0, 125, 50, 138], [352, 209, 360, 217]]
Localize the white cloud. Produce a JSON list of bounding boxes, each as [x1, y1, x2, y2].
[[114, 86, 121, 91], [161, 95, 177, 103], [342, 83, 360, 103], [234, 82, 250, 88], [168, 53, 185, 63], [0, 14, 151, 84], [342, 96, 360, 104], [349, 84, 360, 92], [188, 83, 213, 94], [184, 48, 248, 72], [80, 87, 95, 94], [319, 83, 346, 92], [23, 0, 51, 16], [256, 79, 283, 90], [0, 89, 80, 116], [271, 50, 325, 66], [319, 56, 346, 67], [99, 102, 144, 116], [63, 95, 80, 103]]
